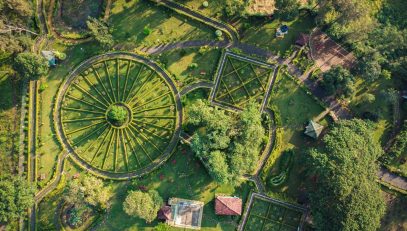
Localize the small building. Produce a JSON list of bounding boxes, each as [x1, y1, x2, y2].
[[276, 25, 289, 38], [166, 198, 204, 230], [304, 120, 324, 139], [41, 50, 56, 67], [295, 33, 310, 47], [215, 196, 242, 216], [157, 205, 172, 221]]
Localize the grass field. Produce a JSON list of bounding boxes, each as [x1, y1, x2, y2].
[[261, 72, 328, 201], [110, 0, 216, 50], [0, 68, 21, 174], [241, 13, 315, 54], [154, 47, 221, 87]]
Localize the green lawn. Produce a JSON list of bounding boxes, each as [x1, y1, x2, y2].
[[241, 13, 315, 54], [261, 72, 328, 201], [154, 47, 221, 88], [110, 0, 215, 50]]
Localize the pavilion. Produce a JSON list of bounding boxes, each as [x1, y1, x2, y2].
[[304, 120, 324, 139]]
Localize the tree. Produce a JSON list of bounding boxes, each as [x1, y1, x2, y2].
[[224, 0, 245, 17], [0, 175, 35, 223], [317, 0, 377, 43], [107, 105, 128, 126], [86, 17, 113, 49], [275, 0, 300, 21], [188, 100, 264, 184], [305, 119, 385, 231], [123, 190, 163, 223], [64, 175, 111, 211], [13, 52, 49, 80], [321, 66, 354, 98]]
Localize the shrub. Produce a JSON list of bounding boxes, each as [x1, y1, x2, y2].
[[39, 82, 48, 92], [215, 30, 223, 37], [143, 26, 152, 35], [189, 63, 198, 69], [202, 1, 209, 7]]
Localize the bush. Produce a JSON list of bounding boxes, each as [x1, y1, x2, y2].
[[189, 63, 198, 69], [215, 30, 223, 37], [143, 26, 152, 35], [202, 1, 209, 7], [39, 82, 48, 92]]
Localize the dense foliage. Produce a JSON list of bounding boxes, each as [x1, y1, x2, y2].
[[275, 0, 300, 21], [0, 0, 33, 55], [188, 100, 265, 184], [64, 176, 111, 211], [321, 66, 354, 98], [107, 105, 127, 126], [123, 190, 163, 223], [14, 52, 49, 80], [0, 175, 35, 223], [306, 119, 385, 231], [86, 17, 114, 49]]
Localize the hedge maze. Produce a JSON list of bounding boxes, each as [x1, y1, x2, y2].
[[241, 194, 306, 231], [60, 56, 179, 173], [211, 52, 275, 111]]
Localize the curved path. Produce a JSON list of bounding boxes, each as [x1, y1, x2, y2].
[[53, 52, 182, 180], [180, 81, 214, 96], [150, 0, 239, 42]]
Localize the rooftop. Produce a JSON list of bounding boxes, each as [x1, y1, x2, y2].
[[167, 198, 204, 230], [215, 196, 242, 216]]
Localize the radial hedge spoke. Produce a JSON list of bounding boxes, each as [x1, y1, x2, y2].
[[81, 74, 113, 105], [58, 55, 180, 175], [66, 94, 107, 111], [91, 67, 115, 103]]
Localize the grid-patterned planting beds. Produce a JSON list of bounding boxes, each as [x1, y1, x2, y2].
[[210, 52, 276, 111], [240, 193, 306, 231]]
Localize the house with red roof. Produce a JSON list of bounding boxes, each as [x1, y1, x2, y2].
[[215, 196, 242, 216]]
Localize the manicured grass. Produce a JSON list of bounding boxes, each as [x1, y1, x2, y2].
[[243, 196, 305, 231], [213, 54, 274, 110], [0, 68, 21, 173], [174, 0, 225, 19], [241, 13, 315, 54], [261, 72, 328, 201], [110, 0, 215, 49], [154, 47, 221, 87]]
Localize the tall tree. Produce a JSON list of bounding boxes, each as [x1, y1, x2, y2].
[[275, 0, 300, 21], [321, 66, 354, 98], [123, 190, 163, 223], [86, 17, 113, 49], [0, 175, 35, 223], [13, 52, 49, 80], [306, 119, 385, 231]]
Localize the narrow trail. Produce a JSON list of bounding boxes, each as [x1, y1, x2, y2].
[[179, 81, 214, 96]]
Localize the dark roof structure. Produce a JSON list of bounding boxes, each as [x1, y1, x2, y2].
[[157, 205, 172, 220], [215, 196, 242, 216], [295, 33, 309, 47]]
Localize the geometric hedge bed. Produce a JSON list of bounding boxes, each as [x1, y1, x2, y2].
[[210, 51, 276, 112], [240, 193, 307, 231], [55, 53, 181, 177]]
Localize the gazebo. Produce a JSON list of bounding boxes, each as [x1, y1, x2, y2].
[[304, 120, 324, 139]]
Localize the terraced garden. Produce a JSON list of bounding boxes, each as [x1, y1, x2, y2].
[[56, 53, 181, 176]]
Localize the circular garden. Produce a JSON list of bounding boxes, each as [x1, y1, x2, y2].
[[55, 53, 181, 176]]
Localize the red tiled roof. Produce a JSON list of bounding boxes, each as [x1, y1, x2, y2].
[[157, 205, 172, 220], [215, 196, 242, 215]]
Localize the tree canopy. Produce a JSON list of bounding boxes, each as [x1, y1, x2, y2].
[[13, 52, 49, 80], [321, 66, 354, 98], [275, 0, 300, 21], [64, 175, 111, 211], [0, 175, 35, 223], [123, 190, 163, 223], [305, 119, 385, 231], [86, 17, 114, 49], [188, 100, 265, 184]]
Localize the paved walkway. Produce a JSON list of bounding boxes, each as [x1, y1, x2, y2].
[[378, 167, 407, 191], [180, 81, 214, 96]]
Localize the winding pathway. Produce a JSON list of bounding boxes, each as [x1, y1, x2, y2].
[[180, 81, 214, 96]]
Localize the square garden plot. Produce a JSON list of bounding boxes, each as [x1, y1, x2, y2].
[[210, 52, 276, 111], [240, 193, 306, 231]]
